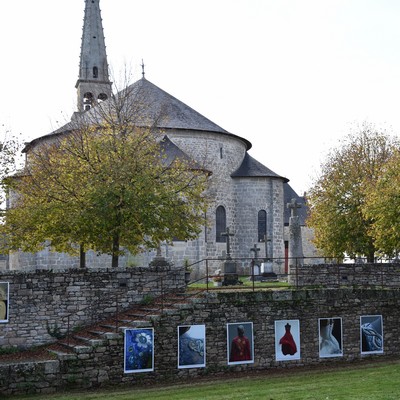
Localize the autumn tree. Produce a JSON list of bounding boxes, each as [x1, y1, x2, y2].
[[363, 149, 400, 258], [1, 84, 209, 268], [0, 126, 22, 210], [306, 123, 399, 262]]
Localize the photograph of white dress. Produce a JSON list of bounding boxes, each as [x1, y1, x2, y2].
[[319, 318, 343, 358]]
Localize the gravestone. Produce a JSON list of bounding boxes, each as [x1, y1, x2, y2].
[[250, 244, 261, 281], [220, 228, 239, 285], [149, 245, 172, 268]]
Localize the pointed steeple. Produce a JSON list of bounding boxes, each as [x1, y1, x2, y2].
[[75, 0, 112, 112]]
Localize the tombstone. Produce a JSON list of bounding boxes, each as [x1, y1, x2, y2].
[[250, 244, 261, 281], [220, 227, 240, 285], [287, 198, 304, 274]]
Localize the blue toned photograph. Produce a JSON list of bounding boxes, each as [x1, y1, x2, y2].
[[360, 315, 383, 355], [178, 325, 206, 369], [124, 328, 154, 373]]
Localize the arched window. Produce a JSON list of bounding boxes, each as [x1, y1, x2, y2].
[[216, 206, 226, 242], [83, 92, 94, 111], [98, 93, 108, 103], [258, 210, 267, 242], [93, 66, 98, 78]]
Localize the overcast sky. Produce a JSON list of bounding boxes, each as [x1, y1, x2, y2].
[[1, 0, 400, 194]]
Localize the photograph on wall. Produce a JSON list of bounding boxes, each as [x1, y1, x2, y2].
[[360, 315, 383, 354], [178, 324, 206, 369], [318, 318, 343, 358], [227, 322, 254, 365], [275, 319, 300, 361], [124, 328, 154, 373], [0, 282, 9, 323]]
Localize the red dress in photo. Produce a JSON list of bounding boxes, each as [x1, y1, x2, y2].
[[279, 323, 297, 355]]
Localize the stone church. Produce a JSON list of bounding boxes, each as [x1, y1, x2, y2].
[[9, 0, 317, 274]]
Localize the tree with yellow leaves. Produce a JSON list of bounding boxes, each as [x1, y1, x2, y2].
[[306, 123, 399, 262], [2, 91, 209, 268]]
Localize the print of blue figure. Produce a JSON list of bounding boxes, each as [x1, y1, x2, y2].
[[178, 325, 205, 368], [125, 328, 153, 372]]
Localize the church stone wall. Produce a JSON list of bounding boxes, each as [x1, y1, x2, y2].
[[10, 129, 289, 274], [1, 287, 399, 396]]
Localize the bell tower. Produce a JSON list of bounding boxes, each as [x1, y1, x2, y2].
[[75, 0, 112, 112]]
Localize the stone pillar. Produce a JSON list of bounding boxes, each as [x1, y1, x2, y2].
[[287, 199, 304, 284]]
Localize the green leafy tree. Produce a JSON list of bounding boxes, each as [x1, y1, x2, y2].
[[2, 94, 209, 268], [363, 149, 400, 258], [306, 123, 398, 262]]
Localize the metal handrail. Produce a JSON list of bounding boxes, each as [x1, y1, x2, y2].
[[58, 256, 400, 345]]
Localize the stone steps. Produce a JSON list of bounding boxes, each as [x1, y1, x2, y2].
[[45, 290, 205, 361]]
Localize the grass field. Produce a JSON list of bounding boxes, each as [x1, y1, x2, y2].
[[8, 360, 400, 400]]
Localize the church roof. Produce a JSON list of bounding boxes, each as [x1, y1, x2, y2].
[[231, 152, 289, 181], [23, 78, 252, 153], [126, 78, 228, 133], [159, 135, 210, 174]]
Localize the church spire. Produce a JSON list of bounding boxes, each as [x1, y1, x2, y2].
[[75, 0, 112, 112]]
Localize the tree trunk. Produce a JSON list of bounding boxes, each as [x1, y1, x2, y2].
[[367, 251, 375, 263], [366, 242, 375, 263], [79, 244, 86, 268], [111, 233, 120, 268]]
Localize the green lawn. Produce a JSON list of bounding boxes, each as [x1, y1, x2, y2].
[[189, 277, 291, 290], [9, 360, 400, 400]]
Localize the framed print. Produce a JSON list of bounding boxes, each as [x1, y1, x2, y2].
[[275, 319, 300, 361], [360, 315, 383, 354], [227, 322, 254, 365], [124, 328, 154, 373], [178, 324, 206, 369], [319, 318, 343, 358], [0, 282, 9, 323]]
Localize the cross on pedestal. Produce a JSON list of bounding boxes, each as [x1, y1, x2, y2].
[[287, 198, 302, 218], [250, 243, 260, 260], [221, 227, 234, 259]]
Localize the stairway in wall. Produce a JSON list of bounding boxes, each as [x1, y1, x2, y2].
[[46, 289, 205, 361]]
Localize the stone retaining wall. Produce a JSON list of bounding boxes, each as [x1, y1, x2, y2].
[[0, 266, 184, 348], [2, 287, 400, 396], [291, 262, 400, 287]]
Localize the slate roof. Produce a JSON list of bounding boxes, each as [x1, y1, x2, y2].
[[231, 152, 289, 181], [283, 183, 308, 225], [23, 78, 252, 152], [159, 135, 210, 173]]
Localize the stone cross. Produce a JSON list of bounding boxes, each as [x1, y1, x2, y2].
[[221, 227, 234, 259], [156, 244, 162, 258], [263, 234, 272, 260], [250, 244, 260, 260], [287, 198, 302, 217], [287, 198, 304, 271]]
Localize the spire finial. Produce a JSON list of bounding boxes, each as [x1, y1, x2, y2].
[[141, 59, 145, 78]]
